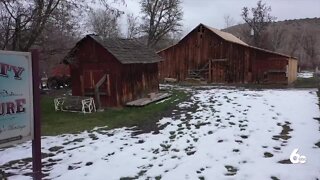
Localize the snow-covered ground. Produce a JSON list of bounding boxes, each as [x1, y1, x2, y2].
[[298, 71, 314, 78], [1, 87, 320, 180]]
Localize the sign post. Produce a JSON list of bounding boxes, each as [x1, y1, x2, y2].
[[31, 50, 42, 180], [0, 50, 41, 179]]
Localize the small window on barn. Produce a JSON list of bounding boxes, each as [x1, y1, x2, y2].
[[198, 26, 201, 32]]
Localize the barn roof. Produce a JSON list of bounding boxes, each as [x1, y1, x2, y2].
[[202, 24, 248, 46], [64, 35, 163, 64]]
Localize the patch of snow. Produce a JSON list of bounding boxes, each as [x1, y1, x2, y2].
[[298, 71, 314, 78], [1, 88, 320, 180]]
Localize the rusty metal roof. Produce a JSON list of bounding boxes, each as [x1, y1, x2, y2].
[[64, 35, 163, 64], [89, 35, 163, 64]]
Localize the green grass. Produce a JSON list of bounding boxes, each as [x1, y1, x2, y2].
[[41, 90, 188, 136], [293, 77, 320, 88]]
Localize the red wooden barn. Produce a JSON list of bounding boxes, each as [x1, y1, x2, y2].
[[63, 35, 163, 107], [158, 24, 298, 84]]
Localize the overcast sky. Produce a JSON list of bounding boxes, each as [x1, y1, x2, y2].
[[118, 0, 320, 35]]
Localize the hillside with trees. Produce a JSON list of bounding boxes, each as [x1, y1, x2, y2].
[[224, 17, 320, 70]]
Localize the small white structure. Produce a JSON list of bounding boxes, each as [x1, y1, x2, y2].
[[54, 96, 96, 114]]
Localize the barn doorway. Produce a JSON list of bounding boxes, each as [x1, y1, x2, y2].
[[209, 59, 228, 83], [81, 70, 110, 109]]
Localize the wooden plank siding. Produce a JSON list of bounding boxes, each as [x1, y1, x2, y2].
[[158, 25, 227, 81], [121, 63, 159, 106], [158, 24, 298, 84], [70, 38, 123, 106], [288, 58, 298, 84]]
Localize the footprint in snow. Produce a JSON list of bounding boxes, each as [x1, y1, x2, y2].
[[196, 167, 205, 174], [264, 152, 274, 158], [88, 133, 99, 140], [85, 162, 93, 166], [229, 122, 236, 126], [272, 122, 293, 141], [232, 149, 240, 153], [277, 159, 292, 164], [240, 135, 249, 139], [62, 138, 85, 146], [271, 176, 280, 180], [224, 165, 238, 176], [48, 146, 64, 152], [136, 139, 145, 144]]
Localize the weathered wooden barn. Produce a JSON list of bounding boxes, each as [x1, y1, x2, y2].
[[158, 24, 298, 84], [64, 35, 163, 107]]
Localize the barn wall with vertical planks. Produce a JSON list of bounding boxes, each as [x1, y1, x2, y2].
[[158, 24, 298, 84], [67, 37, 161, 107]]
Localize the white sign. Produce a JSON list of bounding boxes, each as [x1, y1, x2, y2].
[[0, 50, 34, 148]]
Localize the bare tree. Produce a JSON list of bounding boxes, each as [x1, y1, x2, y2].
[[224, 15, 235, 29], [0, 4, 12, 50], [153, 31, 182, 50], [36, 2, 82, 75], [241, 0, 276, 47], [0, 0, 63, 51], [267, 24, 286, 51], [301, 30, 319, 68], [126, 13, 140, 39], [0, 0, 84, 51], [288, 31, 301, 55], [99, 0, 125, 16], [140, 0, 183, 47], [88, 9, 122, 38]]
